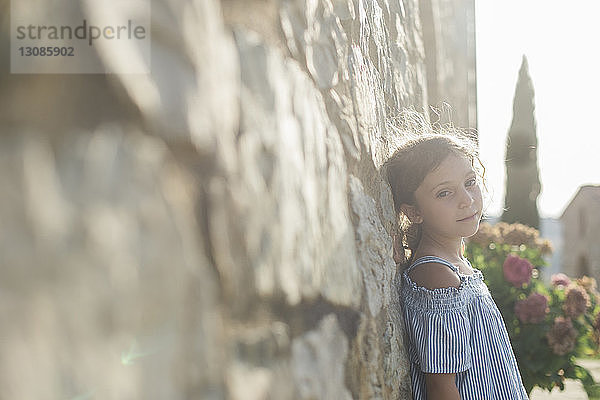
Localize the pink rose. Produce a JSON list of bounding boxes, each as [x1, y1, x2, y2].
[[514, 292, 548, 323], [503, 254, 533, 287], [551, 273, 571, 287]]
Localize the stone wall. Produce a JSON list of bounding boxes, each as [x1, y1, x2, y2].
[[420, 0, 477, 128], [0, 0, 475, 398]]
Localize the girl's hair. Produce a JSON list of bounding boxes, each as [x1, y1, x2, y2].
[[382, 110, 485, 266]]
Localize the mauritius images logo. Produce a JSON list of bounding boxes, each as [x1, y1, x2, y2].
[[10, 0, 150, 73]]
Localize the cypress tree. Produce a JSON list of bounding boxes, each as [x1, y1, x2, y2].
[[502, 55, 541, 229]]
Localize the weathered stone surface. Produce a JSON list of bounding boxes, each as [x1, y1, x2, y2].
[[213, 29, 362, 309], [94, 0, 241, 165], [349, 175, 395, 317], [350, 0, 429, 168], [291, 314, 353, 400], [0, 127, 224, 399], [383, 309, 413, 398], [280, 0, 348, 89], [420, 0, 477, 128], [226, 321, 292, 400]]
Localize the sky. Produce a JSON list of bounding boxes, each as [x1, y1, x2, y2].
[[475, 1, 600, 219]]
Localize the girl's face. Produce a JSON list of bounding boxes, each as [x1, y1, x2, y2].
[[411, 153, 483, 240]]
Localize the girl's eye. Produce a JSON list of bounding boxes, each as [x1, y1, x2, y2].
[[465, 177, 477, 187], [437, 190, 451, 198]]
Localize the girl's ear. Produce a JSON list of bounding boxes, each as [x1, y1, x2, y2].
[[400, 203, 423, 224]]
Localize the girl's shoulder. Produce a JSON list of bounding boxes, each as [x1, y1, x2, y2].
[[407, 261, 461, 291], [400, 255, 486, 312]]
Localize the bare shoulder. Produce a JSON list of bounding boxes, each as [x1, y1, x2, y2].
[[408, 262, 461, 290]]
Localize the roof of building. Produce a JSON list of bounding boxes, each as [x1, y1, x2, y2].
[[560, 185, 600, 219]]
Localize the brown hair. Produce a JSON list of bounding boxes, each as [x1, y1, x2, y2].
[[382, 121, 485, 266]]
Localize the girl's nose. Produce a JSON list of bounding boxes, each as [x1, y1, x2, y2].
[[459, 188, 475, 208]]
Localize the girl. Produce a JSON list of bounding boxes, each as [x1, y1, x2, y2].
[[383, 129, 529, 399]]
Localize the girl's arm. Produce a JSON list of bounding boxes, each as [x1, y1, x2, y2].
[[425, 373, 461, 400]]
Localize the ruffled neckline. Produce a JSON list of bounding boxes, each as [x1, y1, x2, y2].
[[401, 258, 484, 295]]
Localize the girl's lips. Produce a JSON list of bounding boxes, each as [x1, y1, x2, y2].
[[457, 212, 478, 222]]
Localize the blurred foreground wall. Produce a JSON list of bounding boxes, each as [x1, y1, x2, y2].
[[0, 0, 475, 398]]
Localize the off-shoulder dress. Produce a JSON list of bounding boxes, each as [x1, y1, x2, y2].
[[400, 255, 529, 399]]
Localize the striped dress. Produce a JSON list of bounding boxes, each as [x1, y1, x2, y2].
[[400, 255, 529, 399]]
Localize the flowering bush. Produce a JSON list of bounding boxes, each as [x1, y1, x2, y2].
[[466, 222, 600, 398]]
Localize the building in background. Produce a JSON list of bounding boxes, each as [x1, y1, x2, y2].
[[560, 185, 600, 281], [539, 217, 562, 283]]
